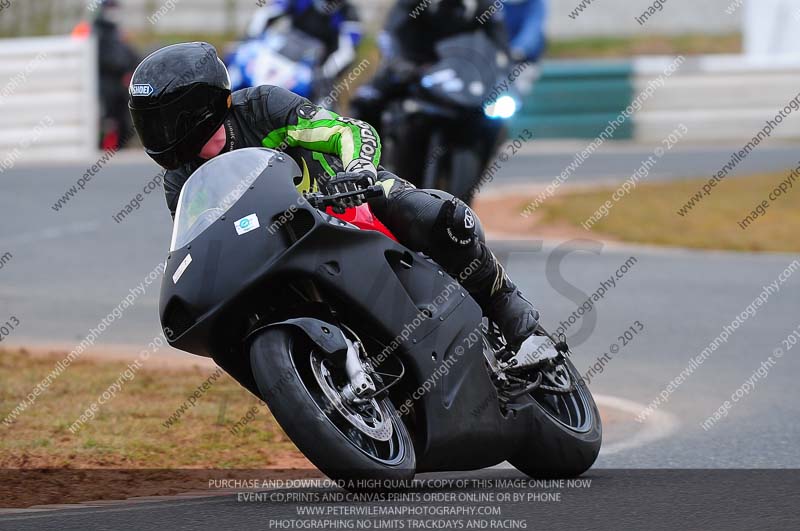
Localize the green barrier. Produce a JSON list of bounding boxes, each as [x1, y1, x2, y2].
[[511, 113, 634, 140], [509, 60, 635, 140]]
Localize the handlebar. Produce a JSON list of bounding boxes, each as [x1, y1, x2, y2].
[[306, 184, 384, 210]]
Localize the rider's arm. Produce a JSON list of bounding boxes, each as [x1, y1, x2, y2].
[[246, 0, 290, 39], [320, 3, 362, 79], [507, 0, 547, 62], [259, 86, 381, 177], [478, 0, 512, 55], [164, 166, 192, 218], [380, 0, 421, 62]]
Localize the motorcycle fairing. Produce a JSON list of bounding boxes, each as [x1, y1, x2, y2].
[[327, 203, 398, 242], [160, 148, 536, 472]]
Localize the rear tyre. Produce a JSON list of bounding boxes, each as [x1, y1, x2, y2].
[[509, 356, 602, 478], [249, 327, 416, 483]]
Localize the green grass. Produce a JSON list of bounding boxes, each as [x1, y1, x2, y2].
[[546, 33, 742, 59]]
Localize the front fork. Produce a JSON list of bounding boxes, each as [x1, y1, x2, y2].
[[339, 333, 377, 403]]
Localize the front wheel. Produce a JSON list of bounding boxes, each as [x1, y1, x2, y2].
[[509, 356, 602, 478], [249, 327, 416, 482]]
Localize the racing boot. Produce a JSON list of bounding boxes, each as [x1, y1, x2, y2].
[[460, 245, 540, 349], [406, 194, 540, 349]]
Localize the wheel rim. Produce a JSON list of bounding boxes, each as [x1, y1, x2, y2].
[[530, 361, 594, 433], [310, 353, 394, 442], [290, 339, 408, 466]]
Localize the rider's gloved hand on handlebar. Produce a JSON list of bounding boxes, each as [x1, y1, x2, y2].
[[322, 163, 377, 212]]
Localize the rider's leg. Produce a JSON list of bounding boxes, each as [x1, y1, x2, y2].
[[368, 172, 539, 347]]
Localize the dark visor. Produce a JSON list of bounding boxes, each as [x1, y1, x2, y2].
[[130, 84, 227, 152]]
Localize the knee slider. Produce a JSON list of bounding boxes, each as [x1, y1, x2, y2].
[[437, 198, 478, 248]]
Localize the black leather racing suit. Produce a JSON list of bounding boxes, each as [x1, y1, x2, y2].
[[381, 0, 508, 66]]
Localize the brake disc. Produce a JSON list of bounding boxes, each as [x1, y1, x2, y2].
[[310, 353, 394, 442]]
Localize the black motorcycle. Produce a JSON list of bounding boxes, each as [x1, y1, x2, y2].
[[160, 148, 600, 482], [378, 32, 519, 205]]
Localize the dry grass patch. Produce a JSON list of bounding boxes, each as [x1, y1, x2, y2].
[[0, 349, 307, 469], [519, 172, 799, 253]]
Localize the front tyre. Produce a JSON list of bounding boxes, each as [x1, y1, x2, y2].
[[249, 327, 416, 482], [509, 356, 602, 478]]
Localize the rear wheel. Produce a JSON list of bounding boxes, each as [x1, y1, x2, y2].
[[509, 356, 602, 478], [249, 327, 415, 482]]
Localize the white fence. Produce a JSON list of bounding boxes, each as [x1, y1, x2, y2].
[[0, 35, 98, 166], [633, 54, 800, 142], [550, 0, 740, 38]]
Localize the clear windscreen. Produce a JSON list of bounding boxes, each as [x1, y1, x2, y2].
[[169, 148, 277, 251]]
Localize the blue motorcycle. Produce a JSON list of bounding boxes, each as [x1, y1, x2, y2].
[[225, 20, 327, 100]]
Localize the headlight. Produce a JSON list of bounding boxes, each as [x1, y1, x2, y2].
[[484, 95, 517, 119]]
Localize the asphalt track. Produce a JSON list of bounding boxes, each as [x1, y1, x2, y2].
[[1, 144, 799, 527], [499, 141, 800, 185], [2, 143, 797, 348]]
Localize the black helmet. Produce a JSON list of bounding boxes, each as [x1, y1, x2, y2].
[[129, 42, 231, 170]]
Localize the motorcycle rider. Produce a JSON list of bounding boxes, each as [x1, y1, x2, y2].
[[79, 0, 139, 149], [246, 0, 362, 88], [350, 0, 511, 203], [128, 42, 539, 349], [351, 0, 510, 139]]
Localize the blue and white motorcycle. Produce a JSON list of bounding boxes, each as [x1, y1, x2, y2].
[[225, 19, 327, 101]]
